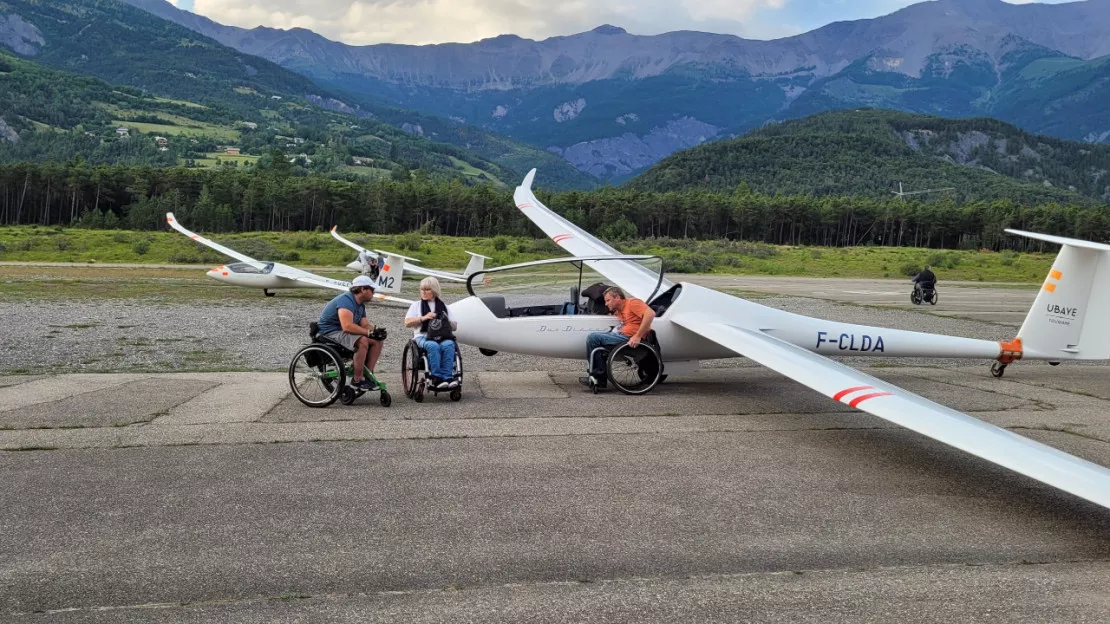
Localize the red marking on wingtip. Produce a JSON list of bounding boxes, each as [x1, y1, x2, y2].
[[190, 235, 198, 240], [382, 264, 390, 272], [848, 392, 892, 408], [832, 385, 872, 402]]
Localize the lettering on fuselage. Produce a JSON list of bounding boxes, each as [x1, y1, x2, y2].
[[816, 331, 885, 353], [1045, 304, 1079, 327], [1046, 304, 1078, 318], [538, 325, 612, 333]]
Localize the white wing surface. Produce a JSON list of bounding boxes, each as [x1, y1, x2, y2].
[[513, 169, 671, 300], [166, 213, 265, 269], [670, 315, 1110, 510], [270, 265, 412, 305]]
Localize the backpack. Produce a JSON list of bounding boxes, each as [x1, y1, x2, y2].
[[421, 299, 455, 342]]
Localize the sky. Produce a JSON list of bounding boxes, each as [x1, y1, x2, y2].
[[165, 0, 1076, 46]]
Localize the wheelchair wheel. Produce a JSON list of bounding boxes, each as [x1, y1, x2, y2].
[[607, 342, 663, 395], [928, 291, 938, 305], [414, 385, 424, 402], [450, 387, 461, 402], [339, 386, 360, 406], [380, 390, 392, 407], [289, 344, 345, 408], [910, 290, 922, 305], [402, 340, 421, 399]]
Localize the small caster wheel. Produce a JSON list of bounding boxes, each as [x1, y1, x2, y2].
[[450, 388, 461, 402], [990, 362, 1007, 378], [380, 390, 392, 407], [340, 386, 357, 405], [414, 385, 424, 403]]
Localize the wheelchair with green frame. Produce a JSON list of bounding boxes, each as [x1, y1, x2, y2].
[[287, 322, 392, 408]]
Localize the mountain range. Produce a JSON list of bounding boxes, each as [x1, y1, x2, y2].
[[0, 0, 596, 189], [115, 0, 1110, 181]]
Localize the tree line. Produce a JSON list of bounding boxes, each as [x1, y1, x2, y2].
[[1, 162, 1107, 251]]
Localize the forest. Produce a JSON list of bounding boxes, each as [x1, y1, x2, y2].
[[1, 161, 1106, 252]]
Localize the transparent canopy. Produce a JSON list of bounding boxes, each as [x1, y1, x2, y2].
[[466, 255, 665, 317]]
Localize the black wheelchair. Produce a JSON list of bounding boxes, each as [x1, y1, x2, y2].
[[401, 338, 464, 402], [910, 281, 938, 305], [287, 322, 391, 408], [585, 330, 664, 395]]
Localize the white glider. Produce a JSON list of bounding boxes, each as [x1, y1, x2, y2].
[[330, 226, 492, 286], [166, 213, 413, 305], [441, 168, 1110, 512]]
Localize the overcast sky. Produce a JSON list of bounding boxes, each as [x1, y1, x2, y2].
[[166, 0, 1075, 45]]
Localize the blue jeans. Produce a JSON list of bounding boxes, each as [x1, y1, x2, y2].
[[586, 331, 629, 378], [416, 336, 456, 381]]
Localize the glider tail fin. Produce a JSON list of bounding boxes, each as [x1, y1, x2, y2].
[[1008, 229, 1110, 361], [374, 254, 405, 294], [463, 251, 491, 277]]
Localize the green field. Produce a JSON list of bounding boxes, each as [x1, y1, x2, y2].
[[448, 156, 505, 186], [111, 119, 240, 142], [0, 226, 1056, 283], [192, 152, 260, 168]]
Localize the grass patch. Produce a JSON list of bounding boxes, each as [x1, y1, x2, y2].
[[111, 118, 240, 141], [190, 152, 260, 168], [0, 226, 1055, 284]]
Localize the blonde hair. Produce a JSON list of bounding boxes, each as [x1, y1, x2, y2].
[[420, 276, 441, 299]]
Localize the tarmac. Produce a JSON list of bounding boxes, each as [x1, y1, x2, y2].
[[2, 278, 1109, 622]]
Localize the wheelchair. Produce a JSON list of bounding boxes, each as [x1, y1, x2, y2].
[[287, 322, 391, 408], [402, 338, 464, 402], [585, 330, 664, 395], [910, 281, 938, 305]]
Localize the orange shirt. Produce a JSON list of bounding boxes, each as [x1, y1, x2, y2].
[[616, 298, 651, 337]]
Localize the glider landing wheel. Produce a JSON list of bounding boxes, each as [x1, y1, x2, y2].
[[990, 361, 1007, 378], [607, 342, 663, 395], [1049, 361, 1061, 366]]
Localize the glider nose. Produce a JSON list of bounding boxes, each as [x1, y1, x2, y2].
[[346, 260, 363, 272], [207, 266, 228, 280]]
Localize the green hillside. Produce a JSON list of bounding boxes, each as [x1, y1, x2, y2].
[[629, 109, 1110, 204], [0, 0, 596, 189]]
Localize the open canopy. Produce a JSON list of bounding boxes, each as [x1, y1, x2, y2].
[[466, 255, 665, 303]]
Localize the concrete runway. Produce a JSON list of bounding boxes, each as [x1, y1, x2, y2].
[[2, 279, 1109, 622]]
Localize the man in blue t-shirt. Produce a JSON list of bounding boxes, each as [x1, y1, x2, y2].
[[317, 275, 383, 389]]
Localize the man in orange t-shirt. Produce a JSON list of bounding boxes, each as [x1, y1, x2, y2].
[[580, 286, 656, 389]]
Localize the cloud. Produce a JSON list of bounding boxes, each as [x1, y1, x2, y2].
[[191, 0, 795, 45]]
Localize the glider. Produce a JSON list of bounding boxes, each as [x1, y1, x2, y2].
[[442, 169, 1110, 511], [166, 213, 413, 305]]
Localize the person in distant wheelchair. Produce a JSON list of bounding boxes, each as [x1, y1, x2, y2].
[[317, 275, 384, 390], [911, 265, 938, 305], [580, 286, 656, 389], [404, 276, 459, 390]]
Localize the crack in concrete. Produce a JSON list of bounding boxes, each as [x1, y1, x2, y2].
[[17, 557, 1110, 617]]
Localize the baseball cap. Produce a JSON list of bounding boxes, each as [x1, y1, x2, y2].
[[351, 275, 375, 290]]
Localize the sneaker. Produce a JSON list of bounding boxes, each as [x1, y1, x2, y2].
[[354, 379, 377, 390], [447, 379, 459, 388], [436, 379, 451, 390]]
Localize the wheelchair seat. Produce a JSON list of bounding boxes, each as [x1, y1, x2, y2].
[[309, 321, 355, 359]]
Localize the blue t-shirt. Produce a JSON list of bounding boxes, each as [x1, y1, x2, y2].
[[317, 291, 365, 335]]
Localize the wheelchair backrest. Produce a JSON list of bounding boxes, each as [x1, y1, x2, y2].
[[309, 321, 320, 339]]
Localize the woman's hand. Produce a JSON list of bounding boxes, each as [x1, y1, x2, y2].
[[423, 312, 437, 320]]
